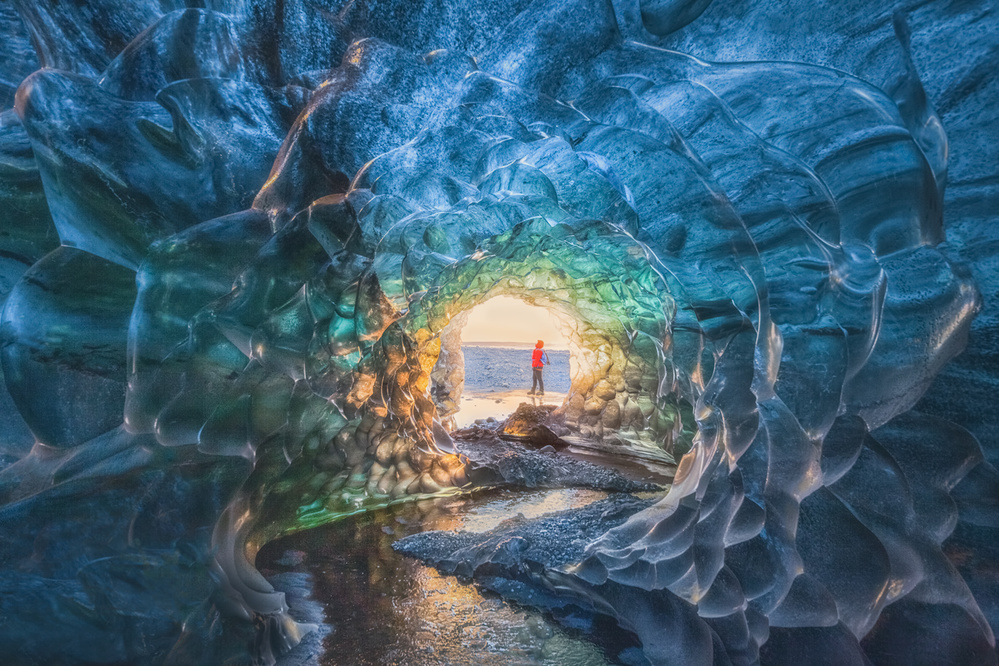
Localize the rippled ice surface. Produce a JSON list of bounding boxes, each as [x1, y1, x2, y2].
[[260, 488, 646, 666]]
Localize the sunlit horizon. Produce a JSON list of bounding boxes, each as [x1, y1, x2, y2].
[[461, 296, 570, 350]]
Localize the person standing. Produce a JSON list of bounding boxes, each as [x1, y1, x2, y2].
[[528, 340, 549, 396]]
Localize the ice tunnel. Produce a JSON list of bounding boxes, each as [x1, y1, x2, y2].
[[407, 218, 683, 454], [1, 0, 998, 664]]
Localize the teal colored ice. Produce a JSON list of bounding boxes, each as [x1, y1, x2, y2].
[[0, 1, 997, 663]]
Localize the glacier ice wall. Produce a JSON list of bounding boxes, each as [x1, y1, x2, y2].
[[0, 0, 997, 663]]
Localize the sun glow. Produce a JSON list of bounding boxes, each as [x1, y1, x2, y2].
[[460, 296, 570, 349]]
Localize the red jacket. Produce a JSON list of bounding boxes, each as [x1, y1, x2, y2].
[[532, 348, 548, 368]]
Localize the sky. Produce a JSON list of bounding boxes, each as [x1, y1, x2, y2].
[[461, 296, 570, 349]]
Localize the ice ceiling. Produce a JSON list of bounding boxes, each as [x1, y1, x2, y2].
[[0, 0, 997, 664]]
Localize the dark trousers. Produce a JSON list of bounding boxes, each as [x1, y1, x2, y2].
[[531, 368, 544, 393]]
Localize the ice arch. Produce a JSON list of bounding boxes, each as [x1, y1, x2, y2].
[[402, 217, 686, 459], [0, 0, 997, 664]]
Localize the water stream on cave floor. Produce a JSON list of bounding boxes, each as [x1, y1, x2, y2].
[[261, 484, 665, 666]]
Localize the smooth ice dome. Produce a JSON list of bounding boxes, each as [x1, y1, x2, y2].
[[0, 1, 997, 664]]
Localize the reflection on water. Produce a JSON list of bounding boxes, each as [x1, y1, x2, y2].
[[454, 390, 568, 428], [260, 488, 625, 665]]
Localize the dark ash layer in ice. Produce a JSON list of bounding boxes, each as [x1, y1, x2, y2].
[[393, 495, 742, 666], [455, 436, 662, 493], [394, 494, 654, 576]]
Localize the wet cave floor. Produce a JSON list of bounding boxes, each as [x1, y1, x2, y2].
[[259, 406, 672, 666], [453, 390, 570, 429]]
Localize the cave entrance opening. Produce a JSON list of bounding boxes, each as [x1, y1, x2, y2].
[[395, 218, 689, 464], [430, 295, 574, 431]]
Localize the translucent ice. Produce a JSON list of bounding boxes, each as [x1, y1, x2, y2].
[[0, 1, 997, 664]]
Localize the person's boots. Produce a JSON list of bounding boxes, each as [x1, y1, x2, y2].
[[527, 390, 535, 395]]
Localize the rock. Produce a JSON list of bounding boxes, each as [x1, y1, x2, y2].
[[500, 402, 568, 449]]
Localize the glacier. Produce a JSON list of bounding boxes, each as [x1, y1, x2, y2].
[[0, 0, 997, 663]]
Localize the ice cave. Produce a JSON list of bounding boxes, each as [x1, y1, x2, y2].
[[0, 0, 997, 663]]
